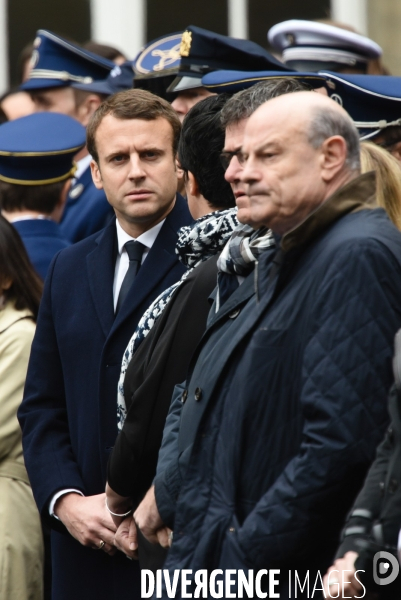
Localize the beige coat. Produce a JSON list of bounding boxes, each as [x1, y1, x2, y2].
[[0, 300, 43, 600]]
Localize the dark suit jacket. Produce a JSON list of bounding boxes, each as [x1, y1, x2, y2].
[[60, 165, 114, 243], [107, 254, 219, 504], [18, 195, 192, 600], [12, 218, 70, 280]]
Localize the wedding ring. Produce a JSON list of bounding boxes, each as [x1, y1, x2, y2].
[[98, 540, 105, 550]]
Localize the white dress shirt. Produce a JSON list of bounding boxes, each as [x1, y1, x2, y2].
[[113, 218, 165, 311], [50, 217, 166, 517]]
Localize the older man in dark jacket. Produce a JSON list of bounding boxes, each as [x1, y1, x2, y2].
[[136, 92, 401, 599]]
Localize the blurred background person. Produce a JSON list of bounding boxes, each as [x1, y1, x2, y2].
[[0, 89, 35, 121], [168, 25, 292, 121], [0, 112, 86, 279], [83, 41, 127, 64], [322, 73, 401, 164], [21, 29, 114, 244], [268, 19, 382, 74], [360, 141, 401, 230], [0, 214, 44, 600]]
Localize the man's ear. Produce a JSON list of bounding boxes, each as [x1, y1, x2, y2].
[[187, 171, 200, 197], [90, 159, 103, 190], [76, 94, 103, 127], [320, 135, 348, 182]]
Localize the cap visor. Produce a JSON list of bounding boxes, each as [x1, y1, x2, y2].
[[72, 81, 113, 95], [167, 75, 203, 93]]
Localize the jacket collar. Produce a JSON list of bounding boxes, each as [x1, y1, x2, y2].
[[86, 194, 192, 338], [0, 300, 33, 334], [281, 171, 377, 253]]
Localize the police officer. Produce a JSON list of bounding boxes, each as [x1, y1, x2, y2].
[[0, 112, 86, 278], [21, 29, 114, 243]]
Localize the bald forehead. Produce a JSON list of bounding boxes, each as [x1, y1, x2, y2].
[[244, 90, 352, 149]]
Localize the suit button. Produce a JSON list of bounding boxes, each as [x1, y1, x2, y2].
[[228, 308, 241, 319], [194, 387, 203, 401], [181, 389, 188, 404]]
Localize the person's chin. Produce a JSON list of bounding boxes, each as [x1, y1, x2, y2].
[[236, 208, 254, 226]]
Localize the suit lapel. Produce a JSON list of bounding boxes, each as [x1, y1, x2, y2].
[[86, 220, 116, 337]]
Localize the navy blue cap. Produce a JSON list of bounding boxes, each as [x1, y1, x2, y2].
[[21, 30, 114, 91], [72, 61, 135, 96], [202, 69, 327, 94], [0, 112, 86, 185], [320, 71, 401, 139], [134, 33, 182, 80], [168, 25, 291, 93]]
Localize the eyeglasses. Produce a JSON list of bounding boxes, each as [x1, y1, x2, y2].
[[219, 150, 247, 170]]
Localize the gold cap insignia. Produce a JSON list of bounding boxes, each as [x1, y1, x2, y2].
[[180, 31, 192, 57]]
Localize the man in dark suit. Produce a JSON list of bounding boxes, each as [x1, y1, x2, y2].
[[21, 29, 115, 243], [18, 89, 192, 600]]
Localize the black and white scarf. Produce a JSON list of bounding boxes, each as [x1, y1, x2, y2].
[[117, 208, 239, 429], [216, 223, 275, 310]]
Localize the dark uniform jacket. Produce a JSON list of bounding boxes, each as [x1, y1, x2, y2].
[[156, 174, 401, 599], [18, 195, 192, 600], [60, 165, 114, 243], [13, 218, 70, 280]]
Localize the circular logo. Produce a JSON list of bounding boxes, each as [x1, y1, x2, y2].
[[330, 93, 343, 106], [135, 34, 182, 75], [373, 551, 400, 586]]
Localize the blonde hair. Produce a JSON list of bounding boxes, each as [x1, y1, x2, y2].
[[360, 141, 401, 230]]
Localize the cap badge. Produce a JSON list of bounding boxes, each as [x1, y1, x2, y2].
[[152, 43, 181, 71], [110, 65, 122, 78], [330, 93, 343, 106], [180, 31, 192, 57], [69, 183, 84, 199], [285, 33, 296, 46], [30, 50, 39, 69]]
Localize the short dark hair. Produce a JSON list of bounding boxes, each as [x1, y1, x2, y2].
[[373, 126, 401, 149], [83, 41, 127, 62], [0, 180, 66, 214], [178, 94, 235, 210], [0, 215, 42, 317], [220, 78, 310, 129], [87, 89, 181, 163]]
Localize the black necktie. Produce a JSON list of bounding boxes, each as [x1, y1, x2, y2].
[[116, 240, 145, 313]]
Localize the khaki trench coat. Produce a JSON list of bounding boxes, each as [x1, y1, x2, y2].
[[0, 300, 43, 600]]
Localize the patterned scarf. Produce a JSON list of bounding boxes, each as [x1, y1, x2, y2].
[[216, 224, 275, 310], [117, 207, 239, 429]]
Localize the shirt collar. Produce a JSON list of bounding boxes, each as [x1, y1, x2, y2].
[[74, 154, 92, 180], [115, 218, 165, 255]]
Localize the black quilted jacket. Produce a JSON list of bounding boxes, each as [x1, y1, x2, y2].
[[157, 174, 401, 599]]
